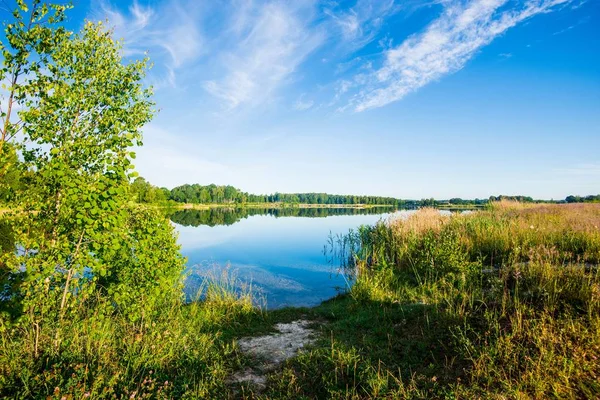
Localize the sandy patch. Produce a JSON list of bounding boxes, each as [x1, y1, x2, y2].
[[229, 320, 317, 391]]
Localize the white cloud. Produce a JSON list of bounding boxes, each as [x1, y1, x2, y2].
[[347, 0, 572, 112], [553, 24, 575, 35], [294, 95, 314, 111], [203, 1, 324, 109], [570, 0, 588, 10], [92, 0, 203, 87], [90, 0, 577, 116], [553, 15, 590, 35], [324, 0, 398, 50]]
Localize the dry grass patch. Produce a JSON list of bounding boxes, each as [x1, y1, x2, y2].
[[388, 207, 449, 235]]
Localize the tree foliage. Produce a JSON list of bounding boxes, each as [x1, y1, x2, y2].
[[0, 1, 184, 346], [130, 176, 170, 204], [565, 194, 600, 203], [166, 183, 404, 206], [488, 195, 534, 203]]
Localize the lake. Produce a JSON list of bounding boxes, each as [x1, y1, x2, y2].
[[171, 207, 395, 309]]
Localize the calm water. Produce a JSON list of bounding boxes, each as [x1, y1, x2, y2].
[[171, 208, 393, 309]]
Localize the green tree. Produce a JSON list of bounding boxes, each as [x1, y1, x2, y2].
[[0, 144, 24, 204], [130, 176, 167, 203], [0, 3, 184, 350], [0, 1, 70, 198]]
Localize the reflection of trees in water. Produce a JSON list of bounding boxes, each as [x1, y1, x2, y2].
[[168, 207, 399, 227], [169, 208, 246, 227]]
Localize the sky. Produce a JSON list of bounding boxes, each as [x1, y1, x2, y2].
[[67, 0, 599, 199]]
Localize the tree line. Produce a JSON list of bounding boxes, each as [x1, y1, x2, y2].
[[131, 178, 407, 206], [565, 195, 600, 203], [128, 178, 600, 207]]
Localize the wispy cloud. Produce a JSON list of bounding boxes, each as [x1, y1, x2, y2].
[[92, 0, 579, 114], [294, 94, 314, 111], [553, 15, 590, 35], [92, 0, 203, 87], [324, 0, 399, 51], [344, 0, 573, 112], [203, 1, 324, 110], [570, 0, 588, 10]]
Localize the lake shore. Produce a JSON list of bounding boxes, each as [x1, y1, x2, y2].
[[3, 202, 599, 398]]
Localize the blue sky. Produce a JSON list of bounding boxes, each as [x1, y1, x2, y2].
[[72, 0, 599, 199]]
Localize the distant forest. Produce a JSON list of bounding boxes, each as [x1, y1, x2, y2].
[[131, 179, 408, 206], [128, 177, 600, 207]]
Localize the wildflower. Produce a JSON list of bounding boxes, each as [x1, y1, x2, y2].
[[84, 393, 91, 398]]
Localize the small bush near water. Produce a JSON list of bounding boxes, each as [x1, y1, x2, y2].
[[260, 202, 600, 399]]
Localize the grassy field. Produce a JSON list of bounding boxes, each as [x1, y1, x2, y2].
[[1, 202, 599, 398], [245, 202, 600, 399]]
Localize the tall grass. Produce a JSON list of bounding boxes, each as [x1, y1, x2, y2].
[[262, 203, 600, 399], [0, 274, 259, 399]]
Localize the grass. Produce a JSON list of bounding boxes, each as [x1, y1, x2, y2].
[[1, 296, 243, 399], [0, 273, 268, 399], [435, 204, 486, 210], [252, 202, 600, 399], [1, 202, 599, 398]]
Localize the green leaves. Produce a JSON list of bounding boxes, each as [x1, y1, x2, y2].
[[1, 2, 183, 334]]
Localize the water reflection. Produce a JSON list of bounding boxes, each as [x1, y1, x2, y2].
[[172, 209, 392, 309], [168, 206, 398, 227]]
